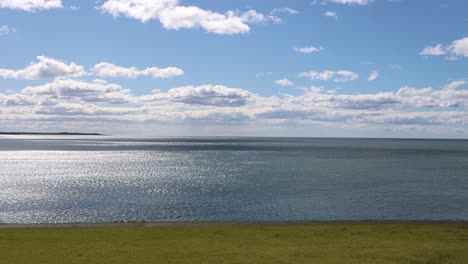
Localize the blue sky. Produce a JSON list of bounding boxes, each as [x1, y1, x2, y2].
[[0, 0, 467, 138]]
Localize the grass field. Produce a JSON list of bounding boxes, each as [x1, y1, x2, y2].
[[1, 224, 467, 264]]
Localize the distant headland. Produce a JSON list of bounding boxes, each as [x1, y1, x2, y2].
[[0, 132, 104, 136]]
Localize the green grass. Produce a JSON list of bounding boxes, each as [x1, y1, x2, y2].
[[1, 224, 468, 264]]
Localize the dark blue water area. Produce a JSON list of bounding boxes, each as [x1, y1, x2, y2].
[[0, 136, 467, 223]]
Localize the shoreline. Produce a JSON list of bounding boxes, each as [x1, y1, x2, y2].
[[1, 220, 468, 229]]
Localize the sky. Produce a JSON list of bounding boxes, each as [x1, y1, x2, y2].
[[0, 0, 467, 138]]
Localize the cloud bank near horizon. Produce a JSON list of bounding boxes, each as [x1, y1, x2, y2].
[[1, 59, 467, 136]]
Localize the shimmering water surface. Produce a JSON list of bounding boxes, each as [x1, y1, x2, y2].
[[1, 136, 467, 223]]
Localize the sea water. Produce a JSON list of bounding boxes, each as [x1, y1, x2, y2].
[[1, 136, 467, 223]]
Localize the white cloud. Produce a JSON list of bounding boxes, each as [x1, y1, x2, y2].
[[2, 79, 468, 135], [396, 85, 468, 108], [271, 8, 299, 15], [275, 79, 294, 86], [420, 44, 446, 56], [138, 84, 254, 106], [22, 79, 132, 104], [239, 10, 281, 24], [99, 0, 280, 35], [0, 56, 86, 80], [324, 11, 337, 18], [34, 101, 139, 116], [92, 62, 184, 79], [0, 93, 37, 106], [444, 80, 466, 90], [255, 72, 275, 78], [447, 37, 468, 58], [368, 70, 379, 81], [328, 0, 373, 5], [99, 0, 176, 22], [0, 0, 62, 11], [0, 56, 184, 80], [0, 25, 15, 35], [299, 70, 359, 82], [294, 46, 322, 54], [420, 37, 468, 59]]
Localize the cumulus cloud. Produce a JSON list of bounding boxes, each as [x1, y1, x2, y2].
[[0, 56, 86, 80], [92, 62, 184, 79], [299, 70, 359, 82], [99, 0, 280, 35], [444, 80, 467, 90], [0, 56, 185, 80], [2, 79, 468, 134], [395, 84, 468, 108], [328, 0, 373, 5], [256, 84, 468, 126], [294, 46, 322, 54], [447, 37, 468, 58], [22, 79, 131, 104], [420, 37, 468, 59], [0, 0, 62, 11], [0, 25, 15, 35], [275, 79, 294, 87], [283, 88, 399, 110], [35, 101, 139, 116], [368, 70, 379, 81], [0, 93, 37, 106], [138, 85, 254, 106], [420, 44, 446, 56], [324, 11, 337, 18]]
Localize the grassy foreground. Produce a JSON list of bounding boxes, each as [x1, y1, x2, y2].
[[1, 224, 467, 264]]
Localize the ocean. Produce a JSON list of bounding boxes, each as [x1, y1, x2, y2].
[[1, 136, 467, 223]]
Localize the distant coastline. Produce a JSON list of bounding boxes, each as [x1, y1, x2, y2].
[[0, 132, 103, 136]]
